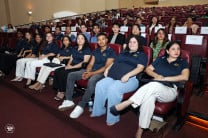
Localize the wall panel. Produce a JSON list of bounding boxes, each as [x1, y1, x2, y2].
[[2, 0, 208, 26]]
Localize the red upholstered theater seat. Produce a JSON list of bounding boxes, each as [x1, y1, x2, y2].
[[173, 26, 188, 42], [1, 32, 8, 37], [0, 37, 8, 48], [181, 35, 208, 94], [108, 43, 123, 55], [89, 42, 98, 51], [55, 40, 63, 48], [0, 37, 4, 47], [104, 26, 113, 36], [181, 35, 208, 59], [154, 49, 191, 116], [7, 38, 17, 50], [7, 32, 17, 37]]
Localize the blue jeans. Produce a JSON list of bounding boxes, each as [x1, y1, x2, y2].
[[92, 76, 139, 124]]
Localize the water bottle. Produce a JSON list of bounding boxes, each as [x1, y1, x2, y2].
[[88, 100, 93, 112], [48, 77, 53, 86]]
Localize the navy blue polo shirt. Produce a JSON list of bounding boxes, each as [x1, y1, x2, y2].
[[58, 46, 72, 56], [108, 51, 148, 80], [22, 40, 32, 50], [92, 46, 116, 71], [54, 33, 64, 40], [32, 41, 44, 55], [42, 42, 59, 55], [71, 47, 91, 65], [31, 41, 37, 54], [23, 40, 38, 55], [152, 56, 189, 77], [15, 38, 25, 54]]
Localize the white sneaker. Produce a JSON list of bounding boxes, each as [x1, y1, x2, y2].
[[58, 100, 75, 111], [70, 105, 84, 119]]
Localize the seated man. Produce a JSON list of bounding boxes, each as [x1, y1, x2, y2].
[[90, 24, 100, 43], [80, 24, 91, 42], [58, 32, 116, 118], [54, 26, 64, 40]]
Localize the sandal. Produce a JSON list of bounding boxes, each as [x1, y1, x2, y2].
[[34, 84, 44, 92], [54, 92, 64, 101]]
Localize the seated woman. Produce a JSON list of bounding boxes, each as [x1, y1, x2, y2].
[[0, 31, 32, 77], [7, 23, 16, 33], [165, 17, 178, 34], [183, 16, 199, 34], [53, 34, 91, 100], [123, 24, 147, 50], [91, 35, 147, 126], [110, 41, 190, 138], [11, 33, 44, 82], [23, 32, 59, 87], [122, 18, 132, 27], [148, 16, 162, 35], [150, 28, 169, 60], [28, 36, 72, 91]]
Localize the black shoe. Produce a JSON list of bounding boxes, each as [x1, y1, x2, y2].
[[24, 84, 30, 88], [110, 106, 120, 116]]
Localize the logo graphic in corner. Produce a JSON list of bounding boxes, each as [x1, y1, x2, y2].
[[4, 124, 15, 134]]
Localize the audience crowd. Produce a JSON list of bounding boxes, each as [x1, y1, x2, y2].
[[0, 4, 207, 138]]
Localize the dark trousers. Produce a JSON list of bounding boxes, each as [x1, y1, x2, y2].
[[0, 53, 19, 74], [53, 67, 81, 92]]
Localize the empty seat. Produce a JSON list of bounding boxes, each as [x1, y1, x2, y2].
[[7, 38, 17, 50], [173, 26, 188, 42], [181, 35, 207, 59]]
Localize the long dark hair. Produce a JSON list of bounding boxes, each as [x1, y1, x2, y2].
[[75, 33, 89, 50], [61, 36, 72, 49], [167, 17, 177, 32], [164, 41, 181, 57], [131, 24, 141, 35], [149, 16, 159, 26], [24, 31, 33, 42], [34, 33, 43, 44], [152, 28, 169, 48], [125, 35, 143, 52]]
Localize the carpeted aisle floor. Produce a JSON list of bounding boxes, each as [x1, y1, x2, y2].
[[0, 81, 86, 138], [0, 76, 208, 138]]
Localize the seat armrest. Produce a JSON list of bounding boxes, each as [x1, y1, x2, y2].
[[176, 81, 186, 88], [176, 81, 193, 116], [136, 72, 153, 86], [173, 81, 193, 131]]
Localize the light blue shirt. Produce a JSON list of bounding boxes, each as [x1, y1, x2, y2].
[[90, 35, 97, 43], [83, 32, 91, 42]]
